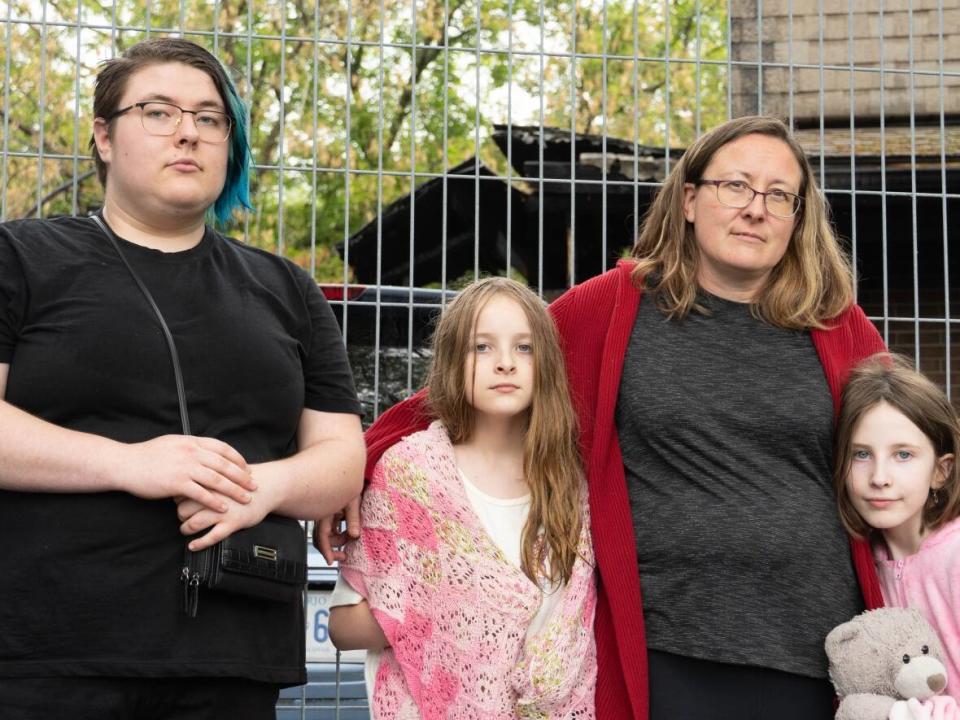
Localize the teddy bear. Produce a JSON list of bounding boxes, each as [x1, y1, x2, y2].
[[825, 607, 959, 720]]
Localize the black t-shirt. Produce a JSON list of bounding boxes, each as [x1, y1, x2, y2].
[[0, 216, 361, 683], [616, 291, 863, 679]]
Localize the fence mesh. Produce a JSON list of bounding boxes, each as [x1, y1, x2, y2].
[[2, 1, 958, 716]]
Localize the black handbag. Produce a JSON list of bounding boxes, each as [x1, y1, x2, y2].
[[180, 514, 306, 616], [91, 214, 307, 618]]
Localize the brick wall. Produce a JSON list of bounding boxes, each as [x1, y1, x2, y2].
[[882, 322, 960, 410], [729, 2, 959, 406], [793, 125, 960, 159], [859, 289, 960, 409], [729, 0, 960, 123]]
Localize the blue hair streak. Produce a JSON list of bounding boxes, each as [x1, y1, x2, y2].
[[209, 64, 252, 227]]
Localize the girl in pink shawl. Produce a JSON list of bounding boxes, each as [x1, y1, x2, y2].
[[329, 277, 597, 719]]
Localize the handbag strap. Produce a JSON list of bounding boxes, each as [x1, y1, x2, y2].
[[90, 213, 192, 436]]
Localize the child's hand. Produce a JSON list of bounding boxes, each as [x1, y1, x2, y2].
[[889, 698, 934, 720], [312, 495, 361, 564]]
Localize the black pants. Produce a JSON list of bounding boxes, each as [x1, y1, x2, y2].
[[648, 649, 836, 720], [0, 677, 280, 720]]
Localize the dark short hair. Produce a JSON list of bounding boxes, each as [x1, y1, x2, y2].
[[90, 37, 251, 224]]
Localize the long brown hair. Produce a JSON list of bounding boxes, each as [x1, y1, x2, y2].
[[633, 115, 854, 330], [834, 354, 960, 539], [427, 277, 583, 585]]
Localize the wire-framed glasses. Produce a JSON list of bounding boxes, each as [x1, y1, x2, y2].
[[696, 179, 802, 219], [106, 101, 233, 143]]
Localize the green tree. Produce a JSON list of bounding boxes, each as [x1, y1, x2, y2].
[[1, 0, 727, 279]]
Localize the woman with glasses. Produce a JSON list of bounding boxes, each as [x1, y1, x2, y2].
[[0, 38, 365, 719], [334, 115, 886, 719]]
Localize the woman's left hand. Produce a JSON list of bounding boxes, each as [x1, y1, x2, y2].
[[175, 474, 276, 550]]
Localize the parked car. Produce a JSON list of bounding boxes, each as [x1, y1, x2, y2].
[[275, 544, 369, 719], [276, 284, 455, 719]]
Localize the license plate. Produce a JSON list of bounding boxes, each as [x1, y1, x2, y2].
[[305, 588, 366, 663]]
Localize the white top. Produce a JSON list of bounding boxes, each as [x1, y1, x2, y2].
[[329, 467, 566, 701]]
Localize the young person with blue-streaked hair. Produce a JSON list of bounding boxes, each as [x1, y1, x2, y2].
[[0, 38, 365, 719]]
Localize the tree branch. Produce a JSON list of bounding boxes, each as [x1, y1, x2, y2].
[[381, 43, 444, 153], [379, 0, 476, 155], [25, 169, 98, 219]]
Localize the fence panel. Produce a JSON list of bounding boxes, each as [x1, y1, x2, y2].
[[2, 1, 958, 716]]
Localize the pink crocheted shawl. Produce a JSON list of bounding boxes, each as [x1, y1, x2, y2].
[[340, 421, 597, 719]]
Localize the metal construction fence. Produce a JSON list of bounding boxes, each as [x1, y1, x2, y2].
[[2, 1, 959, 717]]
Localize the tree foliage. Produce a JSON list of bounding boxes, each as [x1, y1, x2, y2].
[[1, 0, 726, 279]]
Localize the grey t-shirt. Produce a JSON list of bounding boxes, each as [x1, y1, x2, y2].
[[615, 291, 863, 679]]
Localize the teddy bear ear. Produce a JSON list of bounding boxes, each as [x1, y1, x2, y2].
[[825, 621, 859, 653]]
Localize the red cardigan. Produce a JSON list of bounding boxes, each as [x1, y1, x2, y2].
[[363, 260, 887, 719]]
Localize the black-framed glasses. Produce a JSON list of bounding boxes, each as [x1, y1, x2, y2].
[[696, 179, 802, 219], [105, 101, 232, 143]]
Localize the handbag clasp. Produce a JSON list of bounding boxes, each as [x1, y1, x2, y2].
[[253, 545, 278, 561]]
